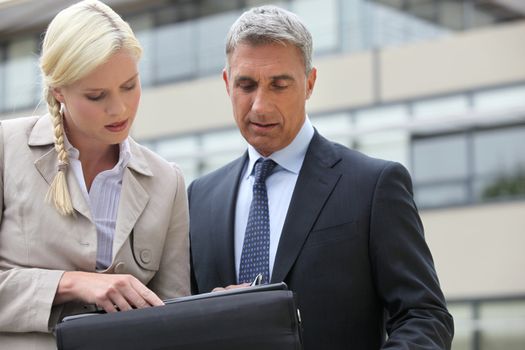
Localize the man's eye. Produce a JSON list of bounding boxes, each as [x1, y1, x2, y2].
[[238, 83, 256, 92], [272, 84, 288, 90]]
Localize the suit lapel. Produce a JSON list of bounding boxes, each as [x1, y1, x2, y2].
[[211, 154, 247, 285], [271, 132, 342, 283], [113, 140, 152, 259]]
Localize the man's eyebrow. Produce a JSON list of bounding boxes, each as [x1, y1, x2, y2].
[[234, 76, 256, 83], [271, 74, 295, 81]]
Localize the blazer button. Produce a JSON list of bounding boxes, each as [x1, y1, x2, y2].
[[114, 262, 126, 274], [140, 249, 152, 264]]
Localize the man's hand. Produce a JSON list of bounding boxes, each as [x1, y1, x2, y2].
[[212, 283, 250, 292], [54, 271, 164, 312]]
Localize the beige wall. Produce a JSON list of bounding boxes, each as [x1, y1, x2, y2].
[[381, 21, 525, 101], [131, 20, 525, 140], [308, 51, 375, 113], [134, 76, 232, 140], [422, 200, 525, 299]]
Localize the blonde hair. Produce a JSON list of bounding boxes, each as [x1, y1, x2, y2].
[[40, 0, 142, 215]]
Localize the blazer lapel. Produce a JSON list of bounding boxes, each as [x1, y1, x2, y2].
[[271, 132, 342, 283], [30, 115, 92, 219], [211, 154, 247, 285], [113, 139, 152, 258]]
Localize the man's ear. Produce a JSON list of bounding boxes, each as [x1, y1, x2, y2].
[[222, 69, 231, 96], [52, 87, 65, 103], [305, 67, 317, 100]]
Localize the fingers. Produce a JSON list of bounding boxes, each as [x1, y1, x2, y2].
[[105, 276, 162, 311], [58, 272, 163, 312], [129, 279, 164, 308], [212, 283, 250, 292]]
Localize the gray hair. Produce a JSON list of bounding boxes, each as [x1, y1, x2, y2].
[[225, 5, 313, 74]]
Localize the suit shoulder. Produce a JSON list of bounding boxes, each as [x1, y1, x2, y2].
[[1, 115, 40, 135]]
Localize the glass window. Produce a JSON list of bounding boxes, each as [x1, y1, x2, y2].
[[156, 135, 199, 161], [473, 126, 525, 177], [412, 95, 470, 122], [154, 136, 201, 185], [4, 37, 38, 111], [355, 104, 408, 128], [356, 131, 410, 167], [412, 134, 468, 183], [415, 182, 469, 208], [340, 0, 367, 52], [200, 128, 245, 152], [367, 0, 449, 49], [292, 0, 339, 53], [473, 85, 525, 112], [199, 0, 239, 17], [128, 14, 154, 87], [480, 301, 525, 350], [0, 58, 4, 112], [447, 303, 474, 350], [196, 11, 239, 74], [200, 128, 246, 175], [310, 113, 352, 147], [154, 22, 197, 82], [355, 105, 410, 166], [473, 125, 525, 201]]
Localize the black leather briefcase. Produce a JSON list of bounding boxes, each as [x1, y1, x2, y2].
[[55, 283, 302, 350]]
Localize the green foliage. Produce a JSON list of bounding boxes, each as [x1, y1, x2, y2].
[[482, 172, 525, 200]]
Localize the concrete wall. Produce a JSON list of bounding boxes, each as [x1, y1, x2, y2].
[[423, 200, 525, 299]]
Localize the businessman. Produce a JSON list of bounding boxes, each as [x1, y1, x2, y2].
[[188, 5, 454, 349]]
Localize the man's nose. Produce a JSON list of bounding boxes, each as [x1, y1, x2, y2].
[[251, 88, 272, 115]]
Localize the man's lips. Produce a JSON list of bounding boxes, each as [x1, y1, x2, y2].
[[105, 119, 128, 132], [251, 121, 278, 129]]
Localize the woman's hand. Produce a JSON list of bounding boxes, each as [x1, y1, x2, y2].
[[54, 271, 164, 312]]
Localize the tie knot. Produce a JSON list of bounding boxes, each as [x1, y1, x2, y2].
[[254, 158, 277, 184]]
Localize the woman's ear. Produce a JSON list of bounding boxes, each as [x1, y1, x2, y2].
[[52, 87, 65, 103]]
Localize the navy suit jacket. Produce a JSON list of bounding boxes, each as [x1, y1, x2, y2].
[[188, 131, 454, 349]]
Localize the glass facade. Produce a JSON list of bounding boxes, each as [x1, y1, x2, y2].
[[0, 37, 39, 114], [144, 83, 525, 209], [448, 298, 525, 350], [0, 0, 463, 113]]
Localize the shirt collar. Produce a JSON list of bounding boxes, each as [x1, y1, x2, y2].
[[65, 136, 132, 171], [245, 116, 314, 179]]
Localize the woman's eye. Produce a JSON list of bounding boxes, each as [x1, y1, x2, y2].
[[86, 93, 104, 101], [123, 84, 136, 91]]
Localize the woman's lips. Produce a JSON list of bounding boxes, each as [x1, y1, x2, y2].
[[105, 119, 128, 132]]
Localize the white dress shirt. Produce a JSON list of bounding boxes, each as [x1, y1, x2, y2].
[[234, 117, 314, 282], [66, 138, 131, 270]]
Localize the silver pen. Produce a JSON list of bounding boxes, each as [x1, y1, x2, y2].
[[250, 273, 263, 286]]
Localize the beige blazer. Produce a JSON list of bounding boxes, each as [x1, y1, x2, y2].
[[0, 115, 190, 349]]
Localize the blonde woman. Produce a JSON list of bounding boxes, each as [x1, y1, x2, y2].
[[0, 1, 190, 348]]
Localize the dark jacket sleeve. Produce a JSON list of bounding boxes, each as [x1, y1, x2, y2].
[[369, 162, 454, 349]]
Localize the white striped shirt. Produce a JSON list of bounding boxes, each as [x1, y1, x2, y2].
[[66, 139, 131, 270]]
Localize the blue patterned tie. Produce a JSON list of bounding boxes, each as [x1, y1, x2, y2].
[[238, 158, 277, 284]]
